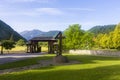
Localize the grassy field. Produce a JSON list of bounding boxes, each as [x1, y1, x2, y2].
[[0, 54, 52, 70], [11, 46, 48, 52], [1, 54, 120, 80], [0, 46, 48, 53]]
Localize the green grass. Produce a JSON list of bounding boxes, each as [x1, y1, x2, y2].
[[0, 54, 53, 70], [1, 54, 120, 80]]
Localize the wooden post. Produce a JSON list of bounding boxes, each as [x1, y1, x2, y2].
[[1, 46, 3, 54], [26, 44, 28, 53], [59, 32, 62, 55], [48, 41, 54, 54], [36, 42, 39, 52], [48, 41, 50, 53]]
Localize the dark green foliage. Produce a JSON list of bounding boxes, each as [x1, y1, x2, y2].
[[1, 40, 15, 53], [0, 20, 26, 41], [88, 25, 116, 36], [16, 39, 26, 46]]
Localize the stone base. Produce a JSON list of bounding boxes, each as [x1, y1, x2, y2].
[[53, 55, 69, 63]]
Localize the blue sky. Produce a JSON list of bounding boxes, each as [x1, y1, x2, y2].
[[0, 0, 120, 32]]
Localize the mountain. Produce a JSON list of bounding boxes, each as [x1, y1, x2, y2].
[[88, 25, 116, 36], [20, 30, 62, 40], [0, 20, 26, 41], [20, 29, 45, 40]]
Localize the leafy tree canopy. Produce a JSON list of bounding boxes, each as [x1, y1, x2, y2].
[[1, 40, 15, 53], [63, 24, 93, 50], [16, 39, 26, 46]]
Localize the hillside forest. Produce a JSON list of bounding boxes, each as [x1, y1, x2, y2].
[[63, 23, 120, 50]]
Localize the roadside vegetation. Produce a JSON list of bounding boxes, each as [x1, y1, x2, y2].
[[0, 39, 48, 54]]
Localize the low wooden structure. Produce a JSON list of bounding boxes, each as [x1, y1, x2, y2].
[[26, 31, 63, 55]]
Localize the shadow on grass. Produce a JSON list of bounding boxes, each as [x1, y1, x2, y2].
[[0, 55, 53, 70], [0, 64, 120, 80], [67, 55, 120, 64], [1, 54, 120, 70]]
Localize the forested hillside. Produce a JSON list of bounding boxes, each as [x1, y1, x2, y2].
[[88, 25, 116, 36], [0, 20, 26, 41]]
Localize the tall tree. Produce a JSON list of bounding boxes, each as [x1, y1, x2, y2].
[[113, 23, 120, 49], [81, 32, 94, 49], [94, 33, 104, 48], [107, 32, 114, 49], [63, 24, 84, 49]]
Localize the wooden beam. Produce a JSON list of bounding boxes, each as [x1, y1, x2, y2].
[[1, 46, 3, 54], [59, 32, 62, 55]]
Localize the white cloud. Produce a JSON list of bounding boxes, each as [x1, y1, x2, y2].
[[0, 7, 64, 17], [67, 8, 96, 11], [35, 8, 64, 15]]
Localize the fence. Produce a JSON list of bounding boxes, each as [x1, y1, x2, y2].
[[69, 50, 120, 56]]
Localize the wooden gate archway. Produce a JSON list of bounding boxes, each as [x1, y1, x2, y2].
[[26, 31, 63, 55]]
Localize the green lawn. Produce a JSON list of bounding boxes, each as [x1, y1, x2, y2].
[[1, 54, 120, 80], [0, 54, 53, 70]]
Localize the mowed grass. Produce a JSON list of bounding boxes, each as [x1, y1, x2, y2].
[[1, 54, 120, 80], [0, 54, 53, 70]]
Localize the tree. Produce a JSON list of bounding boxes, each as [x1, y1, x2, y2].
[[63, 24, 84, 49], [100, 34, 109, 49], [1, 40, 15, 53], [94, 33, 104, 49], [16, 39, 26, 46], [106, 32, 114, 49], [94, 23, 120, 50], [81, 32, 94, 49], [112, 23, 120, 49]]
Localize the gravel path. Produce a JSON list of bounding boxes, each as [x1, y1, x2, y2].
[[0, 53, 45, 64]]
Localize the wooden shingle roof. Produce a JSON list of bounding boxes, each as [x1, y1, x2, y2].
[[30, 31, 61, 41]]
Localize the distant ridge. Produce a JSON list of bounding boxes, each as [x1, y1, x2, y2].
[[20, 30, 61, 40], [88, 25, 116, 35], [0, 20, 26, 41], [20, 29, 45, 40], [20, 24, 116, 40]]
